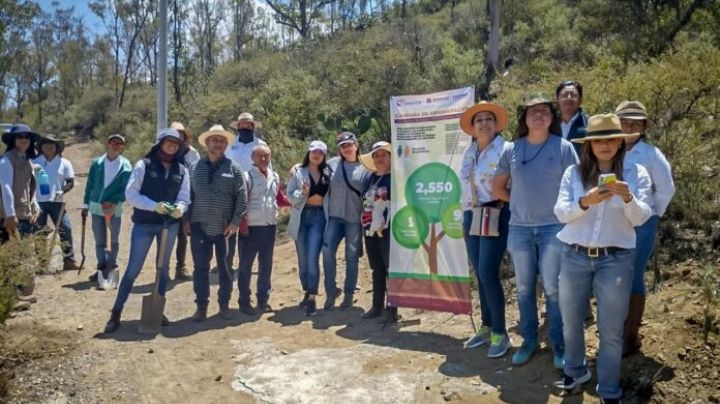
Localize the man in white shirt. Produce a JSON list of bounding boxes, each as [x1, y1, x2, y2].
[[33, 134, 79, 270]]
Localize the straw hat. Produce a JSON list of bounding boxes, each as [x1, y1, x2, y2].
[[460, 101, 509, 135], [360, 141, 392, 172], [198, 125, 235, 148], [571, 114, 639, 143], [615, 100, 653, 128], [230, 112, 262, 130]]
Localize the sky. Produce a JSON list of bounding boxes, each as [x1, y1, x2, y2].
[[37, 0, 106, 36]]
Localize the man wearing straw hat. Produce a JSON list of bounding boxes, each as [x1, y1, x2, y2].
[[185, 125, 247, 322], [33, 134, 79, 270], [170, 121, 200, 281], [0, 124, 41, 242], [82, 134, 132, 285]]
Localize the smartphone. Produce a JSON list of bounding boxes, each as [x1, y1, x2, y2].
[[598, 173, 618, 187]]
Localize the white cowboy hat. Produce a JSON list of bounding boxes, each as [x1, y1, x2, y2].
[[198, 124, 235, 148], [230, 112, 262, 130]]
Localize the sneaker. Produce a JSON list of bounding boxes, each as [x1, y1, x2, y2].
[[299, 292, 309, 309], [63, 259, 79, 271], [103, 310, 121, 333], [463, 326, 490, 349], [175, 267, 192, 281], [304, 299, 317, 317], [553, 369, 591, 391], [256, 301, 271, 313], [553, 352, 565, 370], [323, 287, 342, 310], [192, 307, 208, 323], [239, 304, 256, 316], [487, 333, 512, 358], [511, 340, 540, 365], [339, 293, 354, 309], [219, 305, 234, 320]]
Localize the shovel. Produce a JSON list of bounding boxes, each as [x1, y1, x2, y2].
[[45, 201, 66, 271], [99, 211, 118, 289], [78, 212, 87, 274], [138, 220, 170, 334]]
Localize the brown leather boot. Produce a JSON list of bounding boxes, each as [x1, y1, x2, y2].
[[623, 294, 646, 358]]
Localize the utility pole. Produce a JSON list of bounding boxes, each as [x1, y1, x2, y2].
[[157, 0, 168, 133]]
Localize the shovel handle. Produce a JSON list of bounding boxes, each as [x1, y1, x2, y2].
[[104, 214, 112, 253]]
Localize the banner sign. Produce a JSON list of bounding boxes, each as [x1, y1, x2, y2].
[[388, 86, 474, 314]]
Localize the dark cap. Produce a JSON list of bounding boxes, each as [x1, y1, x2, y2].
[[336, 131, 357, 146]]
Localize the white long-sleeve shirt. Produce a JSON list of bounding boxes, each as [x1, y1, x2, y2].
[[32, 155, 74, 203], [125, 159, 191, 214], [0, 156, 39, 217], [459, 135, 508, 210], [554, 164, 653, 249], [244, 166, 279, 226], [624, 140, 675, 217]]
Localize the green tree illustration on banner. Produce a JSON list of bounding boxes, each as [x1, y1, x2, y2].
[[392, 163, 464, 274]]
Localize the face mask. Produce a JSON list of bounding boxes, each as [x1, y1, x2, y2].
[[237, 129, 254, 143]]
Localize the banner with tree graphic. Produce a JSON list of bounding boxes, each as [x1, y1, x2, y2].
[[388, 87, 474, 314]]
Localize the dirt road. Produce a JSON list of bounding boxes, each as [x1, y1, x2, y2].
[[2, 138, 718, 403]]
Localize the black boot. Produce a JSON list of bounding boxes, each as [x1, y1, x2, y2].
[[339, 292, 354, 309], [363, 287, 386, 319], [362, 306, 384, 319], [380, 307, 399, 323], [104, 309, 122, 333], [299, 291, 309, 309]]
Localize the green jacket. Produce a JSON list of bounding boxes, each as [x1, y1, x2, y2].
[[83, 154, 132, 217]]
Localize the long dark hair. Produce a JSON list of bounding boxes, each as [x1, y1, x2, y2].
[[514, 103, 562, 140], [579, 140, 626, 189], [302, 151, 331, 183]]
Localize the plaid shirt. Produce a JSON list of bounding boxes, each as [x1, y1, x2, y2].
[[188, 157, 247, 236]]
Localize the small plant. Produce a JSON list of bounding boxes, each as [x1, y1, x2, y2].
[[0, 236, 45, 325], [700, 264, 720, 344]]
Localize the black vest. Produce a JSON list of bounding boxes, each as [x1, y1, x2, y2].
[[132, 156, 185, 225]]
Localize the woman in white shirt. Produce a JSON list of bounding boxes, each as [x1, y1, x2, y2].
[[553, 114, 652, 403], [457, 101, 512, 358], [615, 100, 676, 357]]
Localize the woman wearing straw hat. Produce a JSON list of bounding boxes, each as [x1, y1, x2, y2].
[[553, 113, 652, 402], [359, 141, 397, 322], [33, 134, 80, 270], [287, 140, 332, 317], [615, 101, 675, 357], [492, 93, 578, 368], [458, 101, 512, 358], [0, 124, 41, 241]]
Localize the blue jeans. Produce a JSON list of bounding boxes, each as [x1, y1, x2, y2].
[[507, 224, 564, 352], [463, 205, 510, 335], [322, 216, 362, 295], [296, 206, 326, 295], [632, 215, 658, 295], [559, 245, 634, 400], [190, 223, 233, 308], [38, 201, 75, 260], [112, 222, 178, 312], [237, 225, 276, 306], [91, 214, 122, 269]]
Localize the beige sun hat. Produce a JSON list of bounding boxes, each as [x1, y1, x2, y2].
[[360, 141, 392, 172], [571, 113, 640, 143], [615, 100, 654, 129], [460, 101, 509, 135], [229, 112, 262, 130], [170, 122, 194, 144], [198, 125, 235, 148]]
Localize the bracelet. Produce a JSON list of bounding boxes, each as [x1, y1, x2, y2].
[[578, 197, 588, 210]]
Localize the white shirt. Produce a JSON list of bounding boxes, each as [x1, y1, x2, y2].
[[225, 136, 267, 172], [184, 146, 201, 166], [104, 155, 122, 188], [459, 135, 508, 210], [554, 164, 653, 249], [125, 159, 191, 214], [245, 166, 279, 226], [32, 155, 74, 203], [560, 112, 580, 139], [624, 140, 675, 217]]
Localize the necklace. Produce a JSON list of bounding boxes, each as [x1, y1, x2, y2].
[[521, 137, 549, 165]]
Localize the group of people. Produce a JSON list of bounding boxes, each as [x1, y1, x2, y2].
[[457, 80, 674, 403], [0, 79, 675, 403]]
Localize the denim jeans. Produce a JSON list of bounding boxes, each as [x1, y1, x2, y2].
[[91, 214, 122, 269], [237, 225, 276, 306], [295, 206, 326, 295], [175, 228, 188, 270], [463, 205, 510, 335], [226, 232, 247, 270], [632, 215, 658, 295], [190, 223, 233, 308], [112, 222, 178, 312], [559, 245, 634, 400], [38, 201, 75, 260], [507, 224, 564, 352], [322, 216, 362, 295]]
